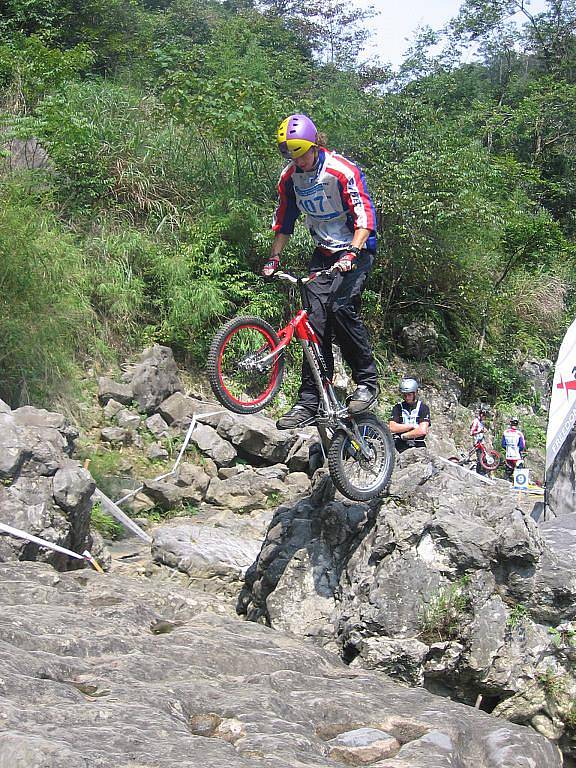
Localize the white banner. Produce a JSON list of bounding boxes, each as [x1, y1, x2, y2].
[[546, 318, 576, 472]]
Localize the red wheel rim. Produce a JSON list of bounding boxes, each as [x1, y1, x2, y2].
[[217, 324, 279, 407]]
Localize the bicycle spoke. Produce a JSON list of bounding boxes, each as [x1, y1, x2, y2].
[[218, 325, 280, 407], [341, 425, 388, 491]]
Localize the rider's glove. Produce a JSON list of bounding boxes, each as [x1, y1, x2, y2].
[[262, 256, 280, 277], [334, 251, 356, 273]]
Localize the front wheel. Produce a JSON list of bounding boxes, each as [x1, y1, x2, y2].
[[480, 449, 501, 472], [207, 315, 285, 414], [327, 413, 395, 501]]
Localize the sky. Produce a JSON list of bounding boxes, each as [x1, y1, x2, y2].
[[356, 0, 550, 68]]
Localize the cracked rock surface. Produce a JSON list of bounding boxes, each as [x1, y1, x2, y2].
[[0, 560, 561, 768]]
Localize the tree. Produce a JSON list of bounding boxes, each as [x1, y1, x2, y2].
[[257, 0, 376, 66]]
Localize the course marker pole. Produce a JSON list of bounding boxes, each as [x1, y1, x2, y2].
[[113, 410, 225, 508]]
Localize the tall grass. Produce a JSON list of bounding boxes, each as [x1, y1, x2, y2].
[[0, 182, 95, 405]]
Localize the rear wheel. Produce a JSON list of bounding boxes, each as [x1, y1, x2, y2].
[[207, 315, 285, 414], [327, 413, 395, 501], [481, 449, 501, 472]]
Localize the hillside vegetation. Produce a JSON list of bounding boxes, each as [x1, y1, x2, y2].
[[1, 0, 575, 411]]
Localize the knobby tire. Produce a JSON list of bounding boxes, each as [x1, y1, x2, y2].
[[207, 315, 285, 414], [328, 413, 395, 501]]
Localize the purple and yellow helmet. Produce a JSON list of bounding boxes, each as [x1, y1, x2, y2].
[[277, 114, 318, 159]]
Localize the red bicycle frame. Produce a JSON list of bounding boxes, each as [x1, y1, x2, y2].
[[261, 270, 346, 419]]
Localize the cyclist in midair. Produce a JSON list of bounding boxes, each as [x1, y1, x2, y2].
[[263, 114, 379, 430], [389, 378, 431, 452]]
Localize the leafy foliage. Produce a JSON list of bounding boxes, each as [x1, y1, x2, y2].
[[0, 0, 575, 406], [90, 501, 124, 539], [0, 182, 94, 404]]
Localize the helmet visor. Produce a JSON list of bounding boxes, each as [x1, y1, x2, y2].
[[278, 139, 315, 160]]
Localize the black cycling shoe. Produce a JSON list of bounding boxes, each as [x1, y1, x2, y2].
[[346, 385, 379, 414], [276, 405, 317, 430]]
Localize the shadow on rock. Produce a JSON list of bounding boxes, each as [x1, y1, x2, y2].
[[236, 469, 380, 641]]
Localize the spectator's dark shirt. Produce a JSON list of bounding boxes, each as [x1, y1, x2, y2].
[[390, 400, 431, 427]]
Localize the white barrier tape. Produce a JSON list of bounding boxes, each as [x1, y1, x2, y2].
[[94, 489, 153, 544], [437, 456, 496, 485], [0, 521, 84, 561], [113, 409, 225, 507], [172, 414, 197, 471], [516, 486, 545, 496]]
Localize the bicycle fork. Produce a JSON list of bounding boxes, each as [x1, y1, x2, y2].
[[300, 339, 374, 462]]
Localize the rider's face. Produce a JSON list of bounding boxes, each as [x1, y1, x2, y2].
[[403, 392, 416, 404], [294, 147, 317, 171]]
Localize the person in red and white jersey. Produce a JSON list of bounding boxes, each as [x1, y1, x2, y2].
[[502, 418, 526, 481], [470, 407, 488, 474], [263, 114, 378, 430]]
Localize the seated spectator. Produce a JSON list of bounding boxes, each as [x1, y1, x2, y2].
[[389, 378, 431, 453]]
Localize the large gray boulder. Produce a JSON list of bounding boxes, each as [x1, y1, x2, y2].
[[0, 560, 561, 768], [240, 452, 576, 758], [2, 136, 50, 171], [521, 357, 553, 410], [211, 412, 298, 464], [204, 468, 287, 512], [97, 376, 133, 405], [157, 391, 220, 426], [0, 408, 95, 569], [143, 462, 211, 509], [190, 422, 237, 466], [153, 520, 262, 594], [123, 345, 182, 413], [399, 320, 439, 360]]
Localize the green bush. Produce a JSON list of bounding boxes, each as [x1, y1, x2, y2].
[[0, 183, 95, 405], [91, 501, 123, 539], [419, 577, 472, 643], [0, 35, 94, 107], [32, 81, 202, 213]]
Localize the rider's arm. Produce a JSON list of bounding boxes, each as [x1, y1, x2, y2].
[[388, 420, 412, 434], [402, 404, 431, 439], [349, 228, 370, 251], [272, 167, 299, 236], [519, 433, 526, 452], [267, 169, 298, 274], [270, 232, 291, 260]]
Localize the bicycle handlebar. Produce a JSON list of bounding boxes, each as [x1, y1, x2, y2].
[[274, 268, 337, 285]]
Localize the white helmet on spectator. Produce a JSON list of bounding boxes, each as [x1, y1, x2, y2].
[[399, 377, 419, 394]]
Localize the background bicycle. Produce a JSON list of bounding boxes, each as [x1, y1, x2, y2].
[[449, 443, 501, 473]]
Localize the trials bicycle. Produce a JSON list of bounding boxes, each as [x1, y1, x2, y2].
[[207, 269, 395, 501], [449, 442, 501, 473]]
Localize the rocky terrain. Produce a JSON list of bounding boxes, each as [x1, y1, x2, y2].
[[0, 345, 571, 767]]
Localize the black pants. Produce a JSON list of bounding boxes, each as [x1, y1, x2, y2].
[[394, 438, 426, 453], [475, 446, 486, 475], [298, 249, 378, 409]]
